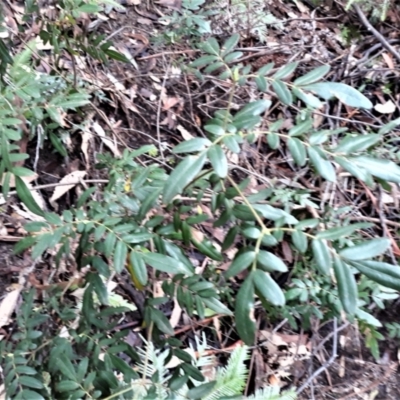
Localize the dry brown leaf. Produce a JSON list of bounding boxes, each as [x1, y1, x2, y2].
[[81, 128, 91, 166], [177, 124, 194, 140], [0, 285, 22, 328], [169, 299, 182, 328], [49, 170, 87, 208], [92, 122, 121, 157]]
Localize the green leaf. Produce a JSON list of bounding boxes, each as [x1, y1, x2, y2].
[[150, 308, 174, 335], [272, 80, 293, 105], [104, 49, 130, 63], [333, 257, 358, 315], [15, 366, 37, 375], [378, 117, 400, 135], [204, 125, 225, 136], [123, 232, 153, 244], [257, 62, 274, 75], [18, 376, 43, 389], [294, 65, 330, 86], [89, 273, 108, 305], [11, 167, 35, 177], [188, 381, 217, 399], [257, 250, 288, 272], [308, 146, 336, 182], [311, 239, 332, 275], [253, 269, 285, 306], [334, 134, 380, 154], [224, 51, 243, 63], [316, 223, 373, 241], [339, 238, 391, 261], [57, 380, 80, 392], [204, 61, 224, 74], [351, 156, 400, 183], [293, 87, 323, 108], [356, 309, 382, 327], [292, 230, 308, 253], [304, 82, 373, 109], [173, 138, 212, 153], [129, 252, 148, 286], [77, 3, 101, 13], [201, 37, 220, 55], [202, 297, 233, 315], [15, 177, 44, 217], [190, 55, 219, 68], [351, 260, 400, 291], [235, 275, 256, 345], [113, 241, 127, 273], [223, 135, 241, 152], [334, 156, 372, 183], [255, 75, 268, 92], [288, 119, 313, 137], [142, 253, 190, 275], [19, 389, 44, 400], [221, 33, 240, 56], [163, 153, 207, 203], [287, 138, 306, 166], [225, 250, 256, 279], [207, 145, 228, 178], [267, 132, 280, 149], [273, 62, 298, 79], [234, 100, 271, 120]]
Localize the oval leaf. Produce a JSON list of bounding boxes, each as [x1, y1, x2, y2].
[[253, 269, 285, 306], [333, 257, 358, 315], [208, 145, 228, 178], [235, 275, 256, 345], [308, 146, 336, 182], [339, 238, 391, 261], [312, 239, 332, 275]]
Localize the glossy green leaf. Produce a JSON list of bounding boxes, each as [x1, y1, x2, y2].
[[252, 204, 298, 225], [351, 156, 400, 183], [15, 177, 44, 217], [294, 65, 330, 86], [18, 375, 44, 389], [192, 239, 223, 261], [293, 87, 323, 108], [351, 260, 400, 291], [292, 230, 308, 253], [378, 117, 400, 135], [287, 138, 306, 166], [89, 273, 108, 305], [130, 252, 148, 286], [204, 124, 225, 136], [223, 135, 241, 153], [234, 100, 271, 120], [312, 239, 332, 275], [273, 62, 298, 79], [201, 37, 220, 55], [255, 75, 268, 92], [308, 146, 336, 182], [334, 156, 372, 183], [288, 119, 313, 137], [224, 51, 243, 63], [123, 232, 153, 244], [113, 241, 127, 273], [333, 257, 358, 315], [339, 238, 391, 261], [265, 134, 280, 152], [257, 62, 274, 75], [57, 380, 80, 392], [334, 134, 380, 154], [208, 145, 228, 178], [235, 274, 256, 345], [143, 253, 190, 275], [173, 138, 212, 153], [190, 55, 219, 68], [163, 153, 207, 203], [253, 269, 285, 306], [150, 308, 174, 335], [204, 61, 225, 74], [272, 80, 293, 105], [221, 33, 240, 56], [304, 82, 372, 109], [316, 223, 372, 241], [202, 297, 232, 315], [257, 250, 288, 272], [225, 250, 256, 279]]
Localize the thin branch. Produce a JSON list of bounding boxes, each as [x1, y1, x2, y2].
[[353, 4, 400, 63]]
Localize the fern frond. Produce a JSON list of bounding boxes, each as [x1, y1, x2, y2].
[[247, 385, 297, 400], [203, 345, 249, 400]]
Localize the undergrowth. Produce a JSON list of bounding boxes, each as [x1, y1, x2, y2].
[[0, 0, 400, 399]]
